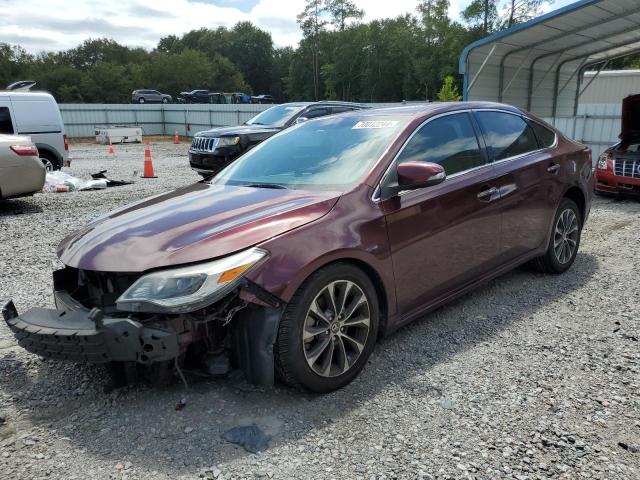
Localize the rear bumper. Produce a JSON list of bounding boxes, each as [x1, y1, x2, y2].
[[595, 169, 640, 195], [2, 297, 178, 364]]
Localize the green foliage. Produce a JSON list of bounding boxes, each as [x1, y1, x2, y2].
[[0, 2, 562, 104], [326, 0, 364, 31], [437, 76, 462, 101]]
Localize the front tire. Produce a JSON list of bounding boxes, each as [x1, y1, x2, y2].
[[532, 198, 582, 274], [162, 98, 169, 104], [275, 263, 379, 393], [138, 98, 145, 104]]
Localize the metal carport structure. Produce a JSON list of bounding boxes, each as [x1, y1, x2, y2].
[[459, 0, 640, 119]]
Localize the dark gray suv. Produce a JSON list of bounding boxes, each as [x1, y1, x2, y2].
[[131, 90, 172, 104]]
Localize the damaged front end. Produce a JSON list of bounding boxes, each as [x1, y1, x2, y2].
[[2, 249, 284, 387]]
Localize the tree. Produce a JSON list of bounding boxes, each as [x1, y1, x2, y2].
[[297, 0, 329, 100], [226, 22, 274, 94], [502, 0, 552, 29], [462, 0, 498, 34], [437, 76, 462, 101], [326, 0, 365, 31]]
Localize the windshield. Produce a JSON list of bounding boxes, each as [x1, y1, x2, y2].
[[246, 104, 307, 127], [212, 115, 407, 190]]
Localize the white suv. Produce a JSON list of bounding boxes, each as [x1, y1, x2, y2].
[[0, 91, 69, 170]]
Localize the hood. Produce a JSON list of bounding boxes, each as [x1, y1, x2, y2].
[[196, 124, 281, 137], [58, 183, 340, 272], [620, 94, 640, 141]]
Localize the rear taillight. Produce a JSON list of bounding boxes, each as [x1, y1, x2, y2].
[[10, 144, 38, 156], [64, 134, 69, 151]]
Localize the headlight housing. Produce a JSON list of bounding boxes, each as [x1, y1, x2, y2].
[[597, 154, 610, 170], [217, 136, 240, 147], [116, 248, 267, 314]]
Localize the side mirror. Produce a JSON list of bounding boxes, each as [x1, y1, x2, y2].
[[295, 117, 309, 124], [381, 161, 446, 198], [397, 161, 446, 189]]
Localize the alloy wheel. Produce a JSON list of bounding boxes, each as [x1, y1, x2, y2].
[[302, 280, 371, 378], [40, 157, 54, 171], [553, 208, 579, 264]]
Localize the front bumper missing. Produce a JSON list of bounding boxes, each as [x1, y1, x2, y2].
[[2, 299, 178, 364]]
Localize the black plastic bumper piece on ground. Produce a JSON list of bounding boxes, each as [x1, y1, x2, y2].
[[2, 298, 178, 364]]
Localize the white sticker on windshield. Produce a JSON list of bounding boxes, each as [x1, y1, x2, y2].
[[352, 120, 399, 129]]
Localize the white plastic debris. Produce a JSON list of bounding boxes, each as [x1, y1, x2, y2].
[[43, 171, 107, 193]]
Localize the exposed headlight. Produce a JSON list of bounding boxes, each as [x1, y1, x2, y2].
[[116, 248, 267, 313], [217, 136, 240, 147], [597, 154, 610, 170]]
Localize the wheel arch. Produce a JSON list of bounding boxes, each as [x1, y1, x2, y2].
[[35, 144, 62, 167], [562, 185, 586, 222]]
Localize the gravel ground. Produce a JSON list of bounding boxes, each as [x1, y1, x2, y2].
[[0, 141, 638, 480]]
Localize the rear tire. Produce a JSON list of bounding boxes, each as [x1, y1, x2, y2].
[[162, 98, 169, 104], [39, 151, 60, 171], [532, 198, 582, 274], [275, 263, 379, 393], [138, 98, 145, 104]]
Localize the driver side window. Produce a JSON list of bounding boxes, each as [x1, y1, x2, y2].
[[397, 113, 484, 176]]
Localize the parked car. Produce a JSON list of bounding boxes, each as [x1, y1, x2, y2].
[[131, 89, 172, 104], [209, 92, 227, 104], [0, 134, 45, 199], [596, 94, 640, 197], [0, 91, 69, 170], [177, 90, 210, 104], [2, 103, 594, 393], [251, 95, 276, 104], [189, 101, 368, 177]]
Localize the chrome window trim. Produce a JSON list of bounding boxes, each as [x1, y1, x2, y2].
[[372, 107, 558, 202]]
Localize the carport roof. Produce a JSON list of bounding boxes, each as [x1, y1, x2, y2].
[[459, 0, 640, 117]]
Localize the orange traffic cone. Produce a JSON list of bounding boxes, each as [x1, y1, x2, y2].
[[174, 130, 180, 144], [108, 141, 115, 157], [141, 141, 157, 178]]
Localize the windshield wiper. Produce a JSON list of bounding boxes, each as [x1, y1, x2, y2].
[[244, 183, 288, 190]]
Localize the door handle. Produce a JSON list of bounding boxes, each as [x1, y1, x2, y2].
[[547, 164, 560, 173], [477, 186, 498, 201]]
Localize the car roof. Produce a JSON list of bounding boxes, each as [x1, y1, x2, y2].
[[331, 101, 525, 118], [0, 91, 56, 100]]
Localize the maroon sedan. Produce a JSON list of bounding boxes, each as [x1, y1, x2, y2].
[[3, 103, 594, 392]]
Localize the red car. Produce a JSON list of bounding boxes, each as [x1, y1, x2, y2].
[[3, 103, 594, 393], [596, 94, 640, 196]]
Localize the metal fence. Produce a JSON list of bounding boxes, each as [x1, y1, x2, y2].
[[59, 102, 414, 139], [543, 103, 621, 158], [60, 102, 623, 157], [60, 104, 272, 138]]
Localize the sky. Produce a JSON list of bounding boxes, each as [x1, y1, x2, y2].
[[1, 0, 579, 53]]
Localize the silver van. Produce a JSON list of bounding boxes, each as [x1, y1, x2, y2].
[[0, 92, 69, 170]]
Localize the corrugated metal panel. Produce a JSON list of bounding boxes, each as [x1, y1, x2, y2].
[[59, 103, 426, 138], [461, 0, 640, 118], [580, 70, 640, 104], [545, 103, 622, 157], [59, 104, 272, 138]]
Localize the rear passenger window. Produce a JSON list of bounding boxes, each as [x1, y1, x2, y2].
[[475, 111, 538, 160], [529, 121, 556, 148], [397, 113, 484, 175], [305, 108, 329, 119], [0, 107, 14, 134]]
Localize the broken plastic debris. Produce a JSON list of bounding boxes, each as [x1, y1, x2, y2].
[[175, 398, 187, 411], [222, 425, 271, 453], [43, 171, 107, 193]]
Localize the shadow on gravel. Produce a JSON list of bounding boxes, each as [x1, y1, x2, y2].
[[0, 198, 43, 216], [0, 253, 599, 475]]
